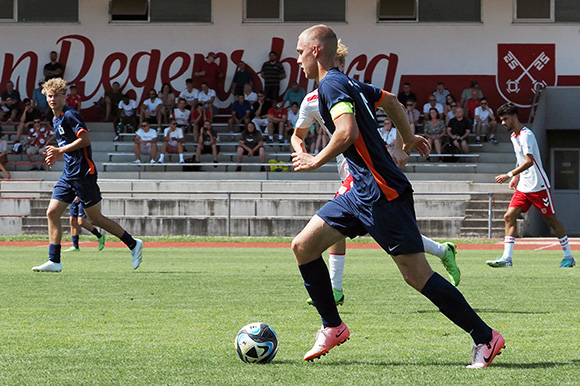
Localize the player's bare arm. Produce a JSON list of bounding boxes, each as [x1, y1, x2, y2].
[[495, 153, 534, 184], [389, 131, 409, 169], [45, 131, 91, 167], [291, 127, 309, 153]]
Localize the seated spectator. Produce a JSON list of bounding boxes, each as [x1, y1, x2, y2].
[[231, 61, 253, 96], [0, 80, 21, 122], [286, 101, 300, 140], [32, 80, 50, 118], [140, 88, 163, 129], [404, 99, 420, 134], [115, 94, 138, 140], [172, 98, 191, 132], [266, 103, 287, 143], [133, 121, 158, 163], [0, 131, 10, 179], [459, 80, 483, 110], [444, 94, 458, 123], [474, 97, 498, 144], [25, 120, 55, 170], [158, 118, 185, 164], [397, 82, 417, 105], [313, 123, 330, 154], [158, 82, 176, 124], [17, 98, 42, 141], [464, 88, 481, 123], [197, 82, 217, 115], [251, 92, 271, 133], [304, 124, 318, 154], [102, 81, 123, 121], [447, 107, 471, 154], [283, 81, 306, 108], [422, 95, 444, 121], [178, 78, 199, 109], [242, 83, 258, 104], [432, 82, 450, 105], [379, 118, 397, 153], [236, 121, 266, 172], [375, 106, 388, 128], [195, 120, 219, 165], [190, 103, 212, 143], [423, 107, 447, 155], [66, 84, 82, 112], [228, 94, 252, 133]]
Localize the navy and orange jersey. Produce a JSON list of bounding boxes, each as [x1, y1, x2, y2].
[[52, 105, 96, 180], [318, 68, 411, 203]]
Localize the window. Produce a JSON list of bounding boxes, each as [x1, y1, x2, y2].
[[110, 0, 211, 23], [0, 0, 14, 20], [0, 0, 79, 22], [245, 0, 345, 22], [514, 0, 580, 22], [378, 0, 481, 22]]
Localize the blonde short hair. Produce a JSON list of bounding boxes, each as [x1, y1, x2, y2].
[[336, 39, 349, 67], [42, 77, 67, 96]]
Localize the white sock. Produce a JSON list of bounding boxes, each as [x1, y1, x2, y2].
[[422, 235, 446, 258], [559, 236, 573, 260], [328, 253, 346, 291], [179, 153, 184, 162], [159, 154, 165, 162], [502, 236, 515, 260]]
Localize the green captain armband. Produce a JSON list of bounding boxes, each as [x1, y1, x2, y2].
[[330, 101, 354, 120]]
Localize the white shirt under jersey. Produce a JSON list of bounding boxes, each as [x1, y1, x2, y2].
[[295, 89, 349, 181], [511, 126, 550, 193]]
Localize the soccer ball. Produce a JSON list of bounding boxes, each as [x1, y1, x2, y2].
[[234, 322, 279, 363]]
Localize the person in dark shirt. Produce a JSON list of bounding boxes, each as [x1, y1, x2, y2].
[[0, 80, 21, 121], [43, 51, 64, 81], [230, 61, 253, 96], [396, 82, 417, 105], [236, 121, 266, 172], [260, 51, 286, 102], [446, 107, 471, 154]]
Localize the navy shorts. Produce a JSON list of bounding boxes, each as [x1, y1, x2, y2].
[[52, 174, 102, 209], [317, 188, 424, 256], [69, 199, 87, 218]]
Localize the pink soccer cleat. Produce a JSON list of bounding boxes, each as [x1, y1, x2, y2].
[[467, 330, 505, 369], [304, 321, 350, 361]]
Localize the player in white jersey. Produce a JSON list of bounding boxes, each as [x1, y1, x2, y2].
[[488, 103, 575, 268], [291, 43, 461, 307]]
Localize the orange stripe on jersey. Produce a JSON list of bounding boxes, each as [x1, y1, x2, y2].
[[353, 134, 399, 201], [374, 90, 386, 109], [76, 128, 88, 137], [83, 147, 96, 175]]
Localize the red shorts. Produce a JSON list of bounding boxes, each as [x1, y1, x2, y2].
[[335, 173, 354, 198], [509, 189, 556, 216]]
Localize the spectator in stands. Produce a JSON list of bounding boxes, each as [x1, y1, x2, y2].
[[375, 106, 388, 128], [195, 119, 219, 165], [465, 88, 482, 123], [266, 102, 287, 143], [158, 83, 176, 124], [115, 94, 138, 141], [0, 80, 21, 122], [459, 80, 483, 110], [304, 124, 318, 154], [444, 94, 458, 123], [397, 82, 417, 105], [195, 53, 223, 89], [251, 92, 271, 133], [447, 107, 471, 155], [32, 80, 50, 118], [422, 95, 444, 121], [102, 81, 124, 122], [197, 82, 217, 116], [260, 51, 286, 102], [190, 102, 212, 143], [65, 85, 82, 112], [230, 61, 253, 96], [404, 99, 420, 134], [158, 118, 185, 164], [43, 51, 64, 81], [140, 88, 163, 129], [313, 122, 330, 155], [423, 107, 447, 156], [286, 101, 300, 140], [242, 83, 258, 104], [283, 81, 306, 108], [16, 98, 42, 141], [236, 121, 266, 172], [432, 81, 450, 106], [178, 78, 199, 109], [25, 119, 55, 170], [228, 94, 252, 133], [474, 97, 498, 144], [379, 118, 397, 153], [0, 131, 9, 179], [133, 121, 158, 164], [172, 98, 191, 132]]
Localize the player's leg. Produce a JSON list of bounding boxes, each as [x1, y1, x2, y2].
[[544, 215, 575, 267], [32, 199, 70, 272], [487, 206, 522, 267], [306, 239, 346, 306], [78, 216, 105, 251], [422, 235, 460, 286], [64, 216, 82, 252], [488, 121, 498, 144]]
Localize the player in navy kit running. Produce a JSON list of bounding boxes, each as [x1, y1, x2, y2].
[[292, 25, 504, 368], [31, 78, 143, 272]]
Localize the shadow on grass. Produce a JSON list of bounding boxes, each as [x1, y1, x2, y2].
[[134, 271, 202, 275], [316, 359, 574, 368], [416, 309, 549, 315]]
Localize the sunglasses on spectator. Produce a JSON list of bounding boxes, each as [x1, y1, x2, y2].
[[33, 120, 41, 123], [406, 103, 413, 106], [481, 102, 487, 105], [450, 104, 458, 107], [141, 123, 149, 127]]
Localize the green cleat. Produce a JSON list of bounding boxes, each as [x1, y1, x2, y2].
[[307, 288, 345, 306], [98, 234, 106, 251], [559, 258, 575, 268], [63, 246, 80, 252], [441, 242, 460, 286], [486, 258, 513, 268]]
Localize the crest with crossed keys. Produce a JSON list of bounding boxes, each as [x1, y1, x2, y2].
[[503, 50, 550, 94]]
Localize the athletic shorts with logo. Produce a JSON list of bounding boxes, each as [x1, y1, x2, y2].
[[52, 174, 102, 209], [69, 199, 87, 218], [509, 188, 556, 216]]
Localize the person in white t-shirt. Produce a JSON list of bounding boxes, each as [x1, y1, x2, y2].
[[473, 97, 498, 144], [422, 95, 444, 121], [158, 118, 185, 164], [197, 82, 217, 115], [115, 94, 138, 140], [133, 121, 158, 164], [140, 88, 163, 129], [172, 98, 191, 132], [285, 101, 300, 140], [243, 83, 258, 104], [178, 78, 199, 109], [379, 118, 397, 153], [488, 103, 575, 268]]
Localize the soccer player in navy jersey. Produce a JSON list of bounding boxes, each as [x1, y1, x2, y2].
[[291, 25, 504, 368], [31, 78, 143, 273]]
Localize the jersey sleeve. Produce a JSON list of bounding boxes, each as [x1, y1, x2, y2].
[[520, 130, 536, 157], [318, 76, 354, 121], [66, 110, 88, 137]]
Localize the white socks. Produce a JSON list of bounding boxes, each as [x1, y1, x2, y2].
[[502, 236, 515, 260], [422, 235, 446, 259], [159, 154, 165, 162], [328, 253, 345, 291], [559, 236, 573, 260], [179, 153, 184, 162]]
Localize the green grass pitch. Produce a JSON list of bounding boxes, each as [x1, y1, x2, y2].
[[0, 245, 578, 385]]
